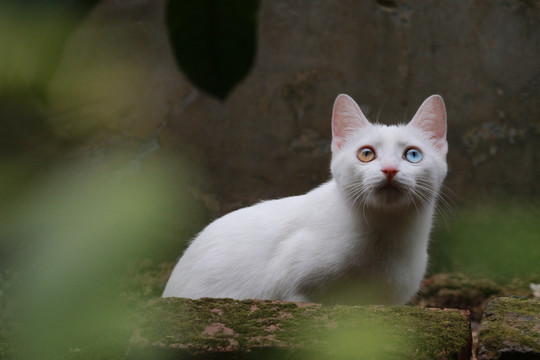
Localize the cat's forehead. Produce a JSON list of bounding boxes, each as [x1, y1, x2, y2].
[[353, 123, 423, 146]]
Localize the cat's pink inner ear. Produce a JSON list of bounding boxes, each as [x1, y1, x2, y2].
[[408, 95, 448, 155], [331, 94, 370, 152]]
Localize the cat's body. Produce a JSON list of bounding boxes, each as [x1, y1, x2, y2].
[[163, 94, 448, 305]]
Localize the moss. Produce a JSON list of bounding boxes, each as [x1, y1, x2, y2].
[[417, 273, 502, 299], [411, 273, 535, 322], [478, 297, 540, 359], [119, 260, 174, 301], [0, 324, 12, 360], [0, 270, 15, 360], [133, 298, 471, 359], [137, 298, 320, 353]]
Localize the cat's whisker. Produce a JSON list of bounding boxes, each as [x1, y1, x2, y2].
[[343, 182, 374, 224], [413, 179, 454, 227], [409, 186, 435, 211], [417, 179, 453, 212], [407, 192, 421, 216], [361, 196, 369, 224], [437, 184, 455, 212], [409, 190, 429, 210], [343, 183, 366, 218], [348, 184, 369, 222], [434, 195, 453, 227]]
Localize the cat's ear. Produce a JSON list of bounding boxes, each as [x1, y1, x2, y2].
[[408, 95, 447, 155], [331, 94, 370, 152]]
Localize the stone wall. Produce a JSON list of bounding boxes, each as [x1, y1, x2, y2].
[[47, 0, 540, 214]]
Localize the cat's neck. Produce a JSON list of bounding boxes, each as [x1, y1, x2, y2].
[[360, 202, 433, 226], [329, 179, 435, 240]]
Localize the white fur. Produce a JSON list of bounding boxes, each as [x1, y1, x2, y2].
[[163, 94, 448, 305]]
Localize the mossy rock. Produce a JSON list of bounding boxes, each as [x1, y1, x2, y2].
[[411, 273, 535, 322], [477, 296, 540, 360], [128, 297, 471, 360]]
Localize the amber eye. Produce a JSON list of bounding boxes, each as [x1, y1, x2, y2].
[[357, 146, 376, 162]]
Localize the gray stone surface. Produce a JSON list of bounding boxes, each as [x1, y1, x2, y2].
[[477, 296, 540, 360], [48, 0, 540, 214]]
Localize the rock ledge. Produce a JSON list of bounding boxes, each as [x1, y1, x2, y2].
[[128, 297, 471, 360]]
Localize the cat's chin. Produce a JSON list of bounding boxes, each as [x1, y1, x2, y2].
[[370, 184, 411, 209]]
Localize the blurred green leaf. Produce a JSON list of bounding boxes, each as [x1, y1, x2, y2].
[[1, 156, 196, 359], [430, 201, 540, 282]]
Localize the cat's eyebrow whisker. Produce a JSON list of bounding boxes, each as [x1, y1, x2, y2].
[[376, 98, 387, 124]]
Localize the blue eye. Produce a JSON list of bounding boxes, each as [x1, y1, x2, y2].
[[404, 147, 423, 163]]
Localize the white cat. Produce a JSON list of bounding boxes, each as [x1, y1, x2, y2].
[[163, 94, 448, 305]]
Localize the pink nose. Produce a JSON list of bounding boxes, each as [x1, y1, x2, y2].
[[382, 167, 398, 180]]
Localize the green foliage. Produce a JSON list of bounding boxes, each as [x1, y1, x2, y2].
[[430, 201, 540, 282], [0, 0, 98, 97], [0, 157, 197, 359]]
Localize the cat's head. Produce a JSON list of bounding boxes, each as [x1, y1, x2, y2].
[[330, 94, 448, 210]]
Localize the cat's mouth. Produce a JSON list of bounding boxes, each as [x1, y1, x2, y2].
[[375, 182, 406, 198], [377, 182, 402, 192], [371, 183, 410, 208]]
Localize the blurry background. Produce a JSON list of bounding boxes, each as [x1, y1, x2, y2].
[[0, 0, 538, 358]]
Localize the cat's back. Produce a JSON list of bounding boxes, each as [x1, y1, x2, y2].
[[162, 181, 344, 299], [186, 180, 340, 254]]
